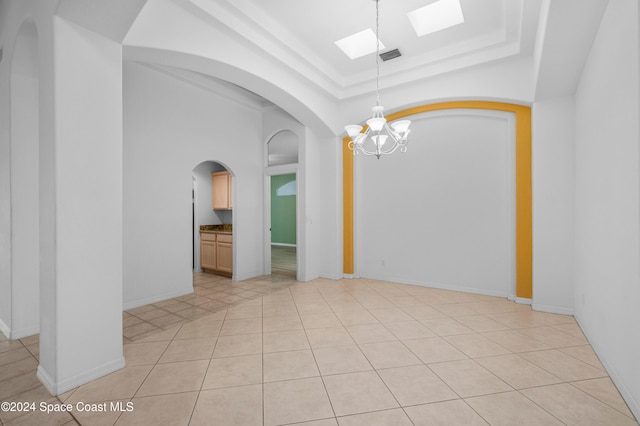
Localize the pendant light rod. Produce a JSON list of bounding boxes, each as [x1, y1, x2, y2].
[[343, 0, 412, 159], [375, 0, 380, 107]]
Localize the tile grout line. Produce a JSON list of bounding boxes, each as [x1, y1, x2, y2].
[[296, 283, 339, 424]]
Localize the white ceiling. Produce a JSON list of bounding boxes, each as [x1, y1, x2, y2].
[[55, 0, 610, 117], [189, 0, 542, 98]]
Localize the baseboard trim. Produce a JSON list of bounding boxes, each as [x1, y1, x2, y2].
[[320, 273, 343, 280], [359, 273, 510, 299], [531, 303, 573, 315], [123, 287, 193, 311], [10, 324, 40, 340], [38, 356, 125, 396], [0, 320, 39, 341], [515, 297, 533, 305]]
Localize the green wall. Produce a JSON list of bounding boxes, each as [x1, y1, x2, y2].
[[271, 173, 296, 245]]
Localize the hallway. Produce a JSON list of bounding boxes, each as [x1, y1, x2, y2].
[[271, 245, 296, 279], [0, 276, 637, 425]]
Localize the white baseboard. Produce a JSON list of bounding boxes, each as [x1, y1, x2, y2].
[[38, 356, 125, 396], [531, 303, 573, 315], [515, 297, 533, 305], [0, 319, 38, 339], [123, 287, 193, 311], [359, 273, 510, 299], [10, 324, 40, 339], [320, 273, 343, 280]]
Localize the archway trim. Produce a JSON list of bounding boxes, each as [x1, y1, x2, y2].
[[343, 101, 532, 299]]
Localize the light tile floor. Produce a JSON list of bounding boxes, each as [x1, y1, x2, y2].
[[1, 273, 638, 425]]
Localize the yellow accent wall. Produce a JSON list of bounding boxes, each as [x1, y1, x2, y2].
[[342, 101, 532, 299]]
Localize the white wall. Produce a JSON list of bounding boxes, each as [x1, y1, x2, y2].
[[0, 4, 11, 337], [5, 20, 40, 339], [532, 96, 575, 314], [193, 161, 229, 228], [574, 0, 640, 418], [0, 20, 40, 339], [302, 127, 323, 281], [41, 16, 125, 394], [123, 62, 264, 308], [339, 58, 536, 133], [356, 109, 516, 298], [318, 132, 343, 280]]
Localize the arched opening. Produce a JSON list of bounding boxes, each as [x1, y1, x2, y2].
[[265, 130, 300, 279], [267, 129, 298, 167], [4, 19, 41, 339], [343, 101, 531, 302], [192, 161, 234, 280]]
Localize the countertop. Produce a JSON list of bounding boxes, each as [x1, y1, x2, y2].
[[200, 224, 232, 235]]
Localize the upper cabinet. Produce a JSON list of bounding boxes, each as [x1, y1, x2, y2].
[[212, 171, 232, 210]]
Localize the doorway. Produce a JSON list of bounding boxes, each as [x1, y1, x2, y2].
[[191, 161, 234, 276], [270, 173, 297, 278]]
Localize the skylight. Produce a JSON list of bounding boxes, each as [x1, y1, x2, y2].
[[335, 28, 385, 60], [407, 0, 465, 37]]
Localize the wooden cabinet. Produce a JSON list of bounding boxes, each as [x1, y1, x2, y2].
[[200, 233, 217, 271], [200, 232, 232, 277], [212, 171, 232, 210], [216, 234, 233, 274]]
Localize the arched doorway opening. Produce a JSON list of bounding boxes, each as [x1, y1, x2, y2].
[[192, 161, 234, 280], [265, 130, 299, 279]]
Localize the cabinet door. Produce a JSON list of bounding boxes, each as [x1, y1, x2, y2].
[[216, 241, 232, 274], [200, 240, 217, 270], [212, 172, 230, 210]]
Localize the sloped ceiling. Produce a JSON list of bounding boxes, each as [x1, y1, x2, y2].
[[533, 0, 609, 100]]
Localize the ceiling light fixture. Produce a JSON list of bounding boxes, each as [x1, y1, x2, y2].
[[344, 0, 411, 159]]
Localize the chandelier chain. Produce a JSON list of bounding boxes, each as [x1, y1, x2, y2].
[[375, 0, 380, 106], [343, 0, 412, 158]]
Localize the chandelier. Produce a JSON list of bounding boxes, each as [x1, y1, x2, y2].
[[344, 0, 412, 159]]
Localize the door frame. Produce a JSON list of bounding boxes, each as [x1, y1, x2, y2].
[[264, 165, 301, 280]]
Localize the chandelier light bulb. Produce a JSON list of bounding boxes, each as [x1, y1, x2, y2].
[[372, 135, 388, 146], [391, 120, 411, 135], [345, 125, 363, 138], [367, 117, 386, 132]]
